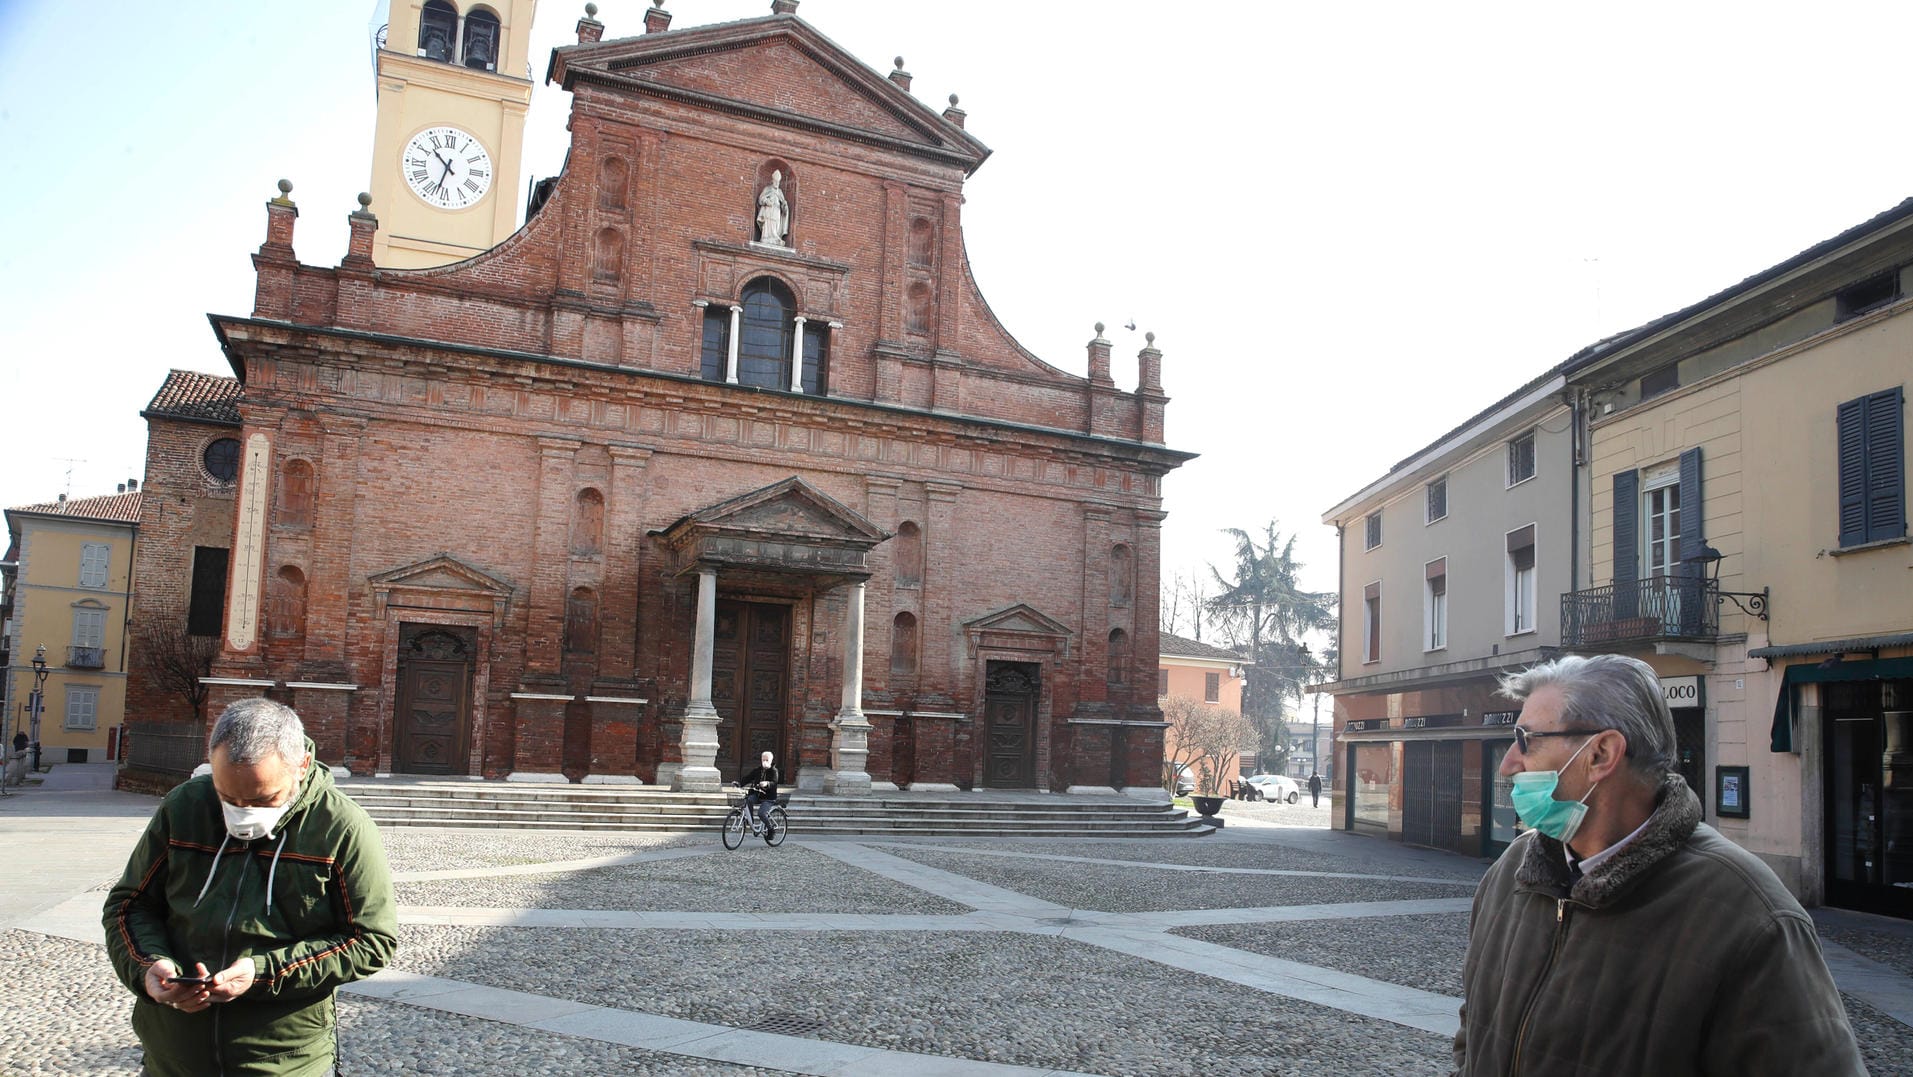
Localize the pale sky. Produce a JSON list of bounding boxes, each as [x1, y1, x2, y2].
[[5, 0, 1913, 613]]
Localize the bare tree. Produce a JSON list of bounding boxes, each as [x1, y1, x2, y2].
[[1160, 695, 1256, 797], [139, 621, 218, 716], [1158, 569, 1209, 639]]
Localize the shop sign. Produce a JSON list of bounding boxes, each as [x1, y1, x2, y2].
[[1344, 718, 1386, 732], [1403, 715, 1463, 729], [1661, 675, 1703, 709], [1481, 710, 1519, 726]]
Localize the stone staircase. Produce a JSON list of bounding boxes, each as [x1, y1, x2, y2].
[[337, 780, 1209, 838]]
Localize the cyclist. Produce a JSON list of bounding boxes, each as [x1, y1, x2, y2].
[[738, 751, 780, 836]]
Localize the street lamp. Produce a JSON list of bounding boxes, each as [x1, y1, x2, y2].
[[29, 644, 48, 774]]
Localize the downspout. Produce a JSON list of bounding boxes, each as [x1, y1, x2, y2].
[[1568, 390, 1582, 598], [119, 525, 137, 674]]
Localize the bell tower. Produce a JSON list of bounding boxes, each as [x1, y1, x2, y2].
[[368, 1, 538, 268]]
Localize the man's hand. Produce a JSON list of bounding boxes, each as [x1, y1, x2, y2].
[[206, 956, 257, 1003], [145, 959, 213, 1013]]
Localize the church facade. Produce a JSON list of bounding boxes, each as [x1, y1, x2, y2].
[[125, 2, 1189, 794]]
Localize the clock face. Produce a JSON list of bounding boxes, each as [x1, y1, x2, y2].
[[402, 126, 493, 210]]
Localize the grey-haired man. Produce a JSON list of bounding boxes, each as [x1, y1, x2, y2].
[[105, 699, 396, 1076], [1452, 654, 1864, 1076]]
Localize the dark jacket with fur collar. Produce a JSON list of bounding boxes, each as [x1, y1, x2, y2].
[[1452, 773, 1865, 1077]]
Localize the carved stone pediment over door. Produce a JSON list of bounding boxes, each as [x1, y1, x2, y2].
[[655, 476, 890, 587], [962, 603, 1073, 660], [367, 553, 515, 628]]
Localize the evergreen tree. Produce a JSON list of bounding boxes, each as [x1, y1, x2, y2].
[[1205, 521, 1337, 766]]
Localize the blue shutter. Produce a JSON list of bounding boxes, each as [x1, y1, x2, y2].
[[1864, 387, 1905, 543], [1613, 470, 1638, 618], [1838, 396, 1869, 546]]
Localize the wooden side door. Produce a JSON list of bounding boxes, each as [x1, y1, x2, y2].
[[983, 661, 1038, 788], [394, 638, 471, 775]]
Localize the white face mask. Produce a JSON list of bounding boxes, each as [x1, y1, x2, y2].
[[221, 800, 292, 841]]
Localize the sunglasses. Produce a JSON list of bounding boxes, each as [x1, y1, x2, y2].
[[1510, 727, 1592, 753]]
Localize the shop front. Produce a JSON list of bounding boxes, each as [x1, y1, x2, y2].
[[1343, 711, 1519, 859]]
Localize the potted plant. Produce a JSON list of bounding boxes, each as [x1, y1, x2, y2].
[[1190, 763, 1227, 822]]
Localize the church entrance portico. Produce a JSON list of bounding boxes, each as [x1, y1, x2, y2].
[[655, 478, 889, 794]]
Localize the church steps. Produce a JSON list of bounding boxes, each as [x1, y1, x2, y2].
[[338, 783, 1206, 836]]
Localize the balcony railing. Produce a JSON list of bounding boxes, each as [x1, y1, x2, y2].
[[66, 646, 106, 669], [1561, 577, 1718, 647]]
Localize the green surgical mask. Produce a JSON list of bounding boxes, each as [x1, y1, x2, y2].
[[1510, 736, 1599, 843]]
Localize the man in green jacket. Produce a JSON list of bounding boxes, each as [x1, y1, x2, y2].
[[104, 698, 397, 1076], [1454, 654, 1865, 1076]]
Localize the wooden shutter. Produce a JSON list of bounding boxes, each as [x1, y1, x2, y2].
[[1677, 447, 1704, 580], [1864, 387, 1905, 543], [1612, 470, 1638, 619]]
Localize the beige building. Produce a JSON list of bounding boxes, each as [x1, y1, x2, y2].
[[368, 0, 537, 267], [1565, 199, 1913, 917], [1318, 373, 1575, 856], [3, 488, 143, 764], [1157, 631, 1248, 793]]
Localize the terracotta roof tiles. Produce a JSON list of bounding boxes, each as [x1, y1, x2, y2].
[[143, 369, 241, 425]]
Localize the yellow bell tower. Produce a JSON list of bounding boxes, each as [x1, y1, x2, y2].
[[369, 1, 538, 268]]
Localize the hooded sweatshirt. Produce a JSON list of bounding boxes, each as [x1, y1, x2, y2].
[[103, 743, 397, 1076]]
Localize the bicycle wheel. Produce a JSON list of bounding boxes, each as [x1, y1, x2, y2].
[[721, 806, 747, 850], [764, 804, 789, 846]]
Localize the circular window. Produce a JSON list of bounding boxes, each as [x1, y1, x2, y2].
[[203, 438, 241, 484]]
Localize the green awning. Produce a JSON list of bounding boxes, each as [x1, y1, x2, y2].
[[1769, 656, 1913, 752]]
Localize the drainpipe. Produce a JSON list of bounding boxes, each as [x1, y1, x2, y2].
[[1568, 390, 1582, 598]]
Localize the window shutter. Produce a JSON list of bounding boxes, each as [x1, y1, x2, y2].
[[1613, 470, 1638, 619], [1864, 387, 1905, 543], [1839, 397, 1869, 546], [1677, 447, 1704, 579]]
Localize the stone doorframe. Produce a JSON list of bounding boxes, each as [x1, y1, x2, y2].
[[653, 477, 890, 793], [962, 604, 1074, 792], [367, 555, 513, 777]]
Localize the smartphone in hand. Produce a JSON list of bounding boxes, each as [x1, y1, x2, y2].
[[166, 974, 212, 986]]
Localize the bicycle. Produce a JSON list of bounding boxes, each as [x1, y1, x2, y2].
[[721, 787, 789, 849]]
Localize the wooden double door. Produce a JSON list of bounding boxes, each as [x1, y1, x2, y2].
[[983, 661, 1040, 788], [711, 599, 790, 783], [394, 624, 474, 775]]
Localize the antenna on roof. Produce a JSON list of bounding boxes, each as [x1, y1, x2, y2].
[[53, 457, 88, 500]]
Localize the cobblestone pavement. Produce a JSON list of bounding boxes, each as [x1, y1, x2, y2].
[[5, 791, 1911, 1075]]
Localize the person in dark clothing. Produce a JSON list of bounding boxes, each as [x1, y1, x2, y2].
[[738, 751, 780, 834], [1308, 773, 1323, 807]]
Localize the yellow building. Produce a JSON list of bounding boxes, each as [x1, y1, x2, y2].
[[2, 487, 143, 764], [368, 0, 538, 267], [1565, 200, 1912, 917]]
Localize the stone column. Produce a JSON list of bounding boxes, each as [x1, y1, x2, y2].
[[790, 315, 807, 392], [824, 580, 873, 794], [669, 568, 722, 791], [725, 305, 742, 384]]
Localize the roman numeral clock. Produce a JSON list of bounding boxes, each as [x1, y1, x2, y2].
[[402, 126, 493, 210]]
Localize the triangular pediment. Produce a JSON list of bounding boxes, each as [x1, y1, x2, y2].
[[551, 17, 990, 171], [668, 477, 888, 546], [368, 553, 514, 597], [962, 604, 1074, 639]]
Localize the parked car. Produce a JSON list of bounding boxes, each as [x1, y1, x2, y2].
[[1244, 773, 1300, 804]]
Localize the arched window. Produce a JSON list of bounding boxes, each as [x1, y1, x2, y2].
[[564, 587, 598, 654], [276, 459, 315, 530], [907, 217, 934, 267], [571, 489, 604, 557], [1107, 628, 1131, 687], [1108, 544, 1133, 607], [894, 521, 922, 588], [737, 277, 796, 389], [891, 612, 919, 675], [598, 156, 629, 211], [418, 0, 457, 62], [462, 7, 500, 71], [905, 282, 932, 337], [592, 228, 623, 283], [269, 566, 307, 639]]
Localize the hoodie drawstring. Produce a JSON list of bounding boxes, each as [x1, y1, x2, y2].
[[194, 832, 232, 908], [265, 830, 288, 914]]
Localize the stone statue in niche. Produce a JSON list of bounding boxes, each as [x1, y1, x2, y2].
[[755, 170, 790, 246]]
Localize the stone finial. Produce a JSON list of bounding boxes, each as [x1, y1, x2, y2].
[[586, 2, 598, 14], [344, 193, 379, 267], [1086, 324, 1113, 386], [273, 178, 294, 206], [1137, 333, 1163, 394], [644, 0, 672, 33], [888, 56, 913, 91], [771, 0, 799, 13], [578, 3, 604, 43], [943, 93, 966, 128]]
